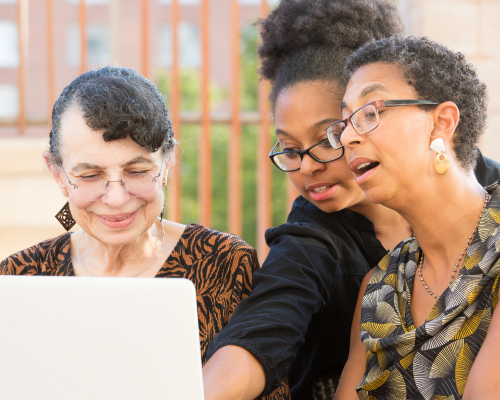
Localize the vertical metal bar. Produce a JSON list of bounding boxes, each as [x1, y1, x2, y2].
[[228, 0, 241, 236], [286, 179, 299, 214], [17, 0, 28, 135], [79, 0, 86, 74], [109, 0, 119, 64], [141, 0, 149, 78], [47, 0, 55, 127], [257, 0, 272, 261], [199, 0, 212, 227], [167, 0, 182, 223]]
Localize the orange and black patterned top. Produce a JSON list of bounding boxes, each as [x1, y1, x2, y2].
[[0, 223, 290, 400]]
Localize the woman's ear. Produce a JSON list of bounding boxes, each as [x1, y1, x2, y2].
[[429, 101, 460, 149], [43, 151, 69, 197]]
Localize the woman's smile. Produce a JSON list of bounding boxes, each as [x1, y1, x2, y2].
[[348, 157, 380, 185], [306, 182, 339, 202], [95, 208, 140, 229]]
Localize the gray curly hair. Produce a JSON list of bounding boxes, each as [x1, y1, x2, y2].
[[346, 36, 488, 171], [49, 66, 177, 167]]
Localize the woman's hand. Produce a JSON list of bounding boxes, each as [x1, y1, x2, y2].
[[334, 269, 374, 400], [203, 345, 266, 400], [462, 285, 500, 400]]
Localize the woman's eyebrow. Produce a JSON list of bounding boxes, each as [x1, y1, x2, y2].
[[308, 118, 341, 133], [120, 156, 154, 167], [275, 129, 291, 137], [341, 83, 391, 112], [360, 83, 390, 99], [71, 163, 101, 173]]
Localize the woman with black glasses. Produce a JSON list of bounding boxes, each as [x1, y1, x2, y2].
[[202, 1, 500, 400]]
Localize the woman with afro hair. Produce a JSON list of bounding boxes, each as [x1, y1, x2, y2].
[[203, 1, 500, 399]]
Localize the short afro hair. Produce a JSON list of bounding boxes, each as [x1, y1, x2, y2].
[[49, 66, 176, 166], [257, 0, 404, 109], [346, 36, 488, 171]]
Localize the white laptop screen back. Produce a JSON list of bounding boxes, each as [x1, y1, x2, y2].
[[0, 276, 204, 400]]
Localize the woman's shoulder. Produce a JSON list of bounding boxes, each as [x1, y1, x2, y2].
[[0, 233, 71, 275], [182, 223, 255, 252], [178, 224, 258, 272]]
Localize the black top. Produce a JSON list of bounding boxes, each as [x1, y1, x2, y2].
[[474, 150, 500, 185], [207, 198, 387, 399], [206, 150, 500, 400]]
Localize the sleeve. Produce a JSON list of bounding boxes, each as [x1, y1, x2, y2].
[[475, 149, 500, 187], [206, 222, 341, 396], [0, 235, 69, 276]]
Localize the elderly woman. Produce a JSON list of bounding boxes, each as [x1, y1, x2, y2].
[[334, 37, 500, 399], [0, 66, 266, 386]]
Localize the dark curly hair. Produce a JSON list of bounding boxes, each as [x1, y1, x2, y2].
[[346, 36, 488, 170], [257, 0, 404, 109], [49, 66, 176, 166]]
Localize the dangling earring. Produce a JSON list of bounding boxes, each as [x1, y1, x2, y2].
[[159, 194, 166, 222], [55, 202, 76, 231], [430, 138, 449, 175]]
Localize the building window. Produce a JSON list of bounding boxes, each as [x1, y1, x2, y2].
[[157, 24, 172, 67], [0, 85, 19, 118], [238, 0, 279, 5], [158, 22, 200, 68], [156, 0, 201, 6], [180, 22, 201, 67], [67, 23, 111, 67], [0, 21, 19, 68], [66, 0, 109, 5]]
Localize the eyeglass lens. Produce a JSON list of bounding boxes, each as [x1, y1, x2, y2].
[[73, 172, 159, 201], [327, 104, 379, 149], [272, 141, 343, 172]]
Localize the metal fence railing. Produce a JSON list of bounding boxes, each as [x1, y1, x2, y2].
[[0, 0, 299, 261]]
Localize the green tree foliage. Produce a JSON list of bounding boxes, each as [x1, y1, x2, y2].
[[155, 26, 289, 249]]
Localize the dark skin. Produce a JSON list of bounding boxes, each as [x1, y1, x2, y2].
[[203, 80, 413, 400], [335, 62, 499, 400]]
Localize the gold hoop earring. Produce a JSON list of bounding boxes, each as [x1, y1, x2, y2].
[[430, 138, 449, 175], [434, 152, 450, 175]]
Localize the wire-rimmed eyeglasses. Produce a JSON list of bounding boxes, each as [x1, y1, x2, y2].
[[326, 99, 439, 149], [269, 139, 345, 172], [61, 159, 165, 202]]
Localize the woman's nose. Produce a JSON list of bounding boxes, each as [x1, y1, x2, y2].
[[299, 154, 326, 176], [101, 181, 130, 205], [340, 124, 363, 150]]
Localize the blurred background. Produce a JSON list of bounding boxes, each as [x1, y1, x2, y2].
[[1, 0, 499, 262]]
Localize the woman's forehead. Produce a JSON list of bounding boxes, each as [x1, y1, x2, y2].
[[343, 63, 414, 109], [59, 107, 160, 167], [275, 83, 343, 125]]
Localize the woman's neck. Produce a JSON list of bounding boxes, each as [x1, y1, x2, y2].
[[348, 200, 412, 250], [384, 170, 486, 274], [77, 220, 163, 277]]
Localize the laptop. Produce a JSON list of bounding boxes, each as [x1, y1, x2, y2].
[[0, 276, 205, 400]]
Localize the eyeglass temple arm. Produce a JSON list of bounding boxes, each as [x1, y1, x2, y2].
[[60, 166, 77, 189], [383, 100, 439, 106], [151, 155, 167, 182]]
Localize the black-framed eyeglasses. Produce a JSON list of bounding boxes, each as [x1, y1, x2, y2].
[[269, 139, 345, 172], [61, 159, 165, 202], [326, 99, 439, 149]]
